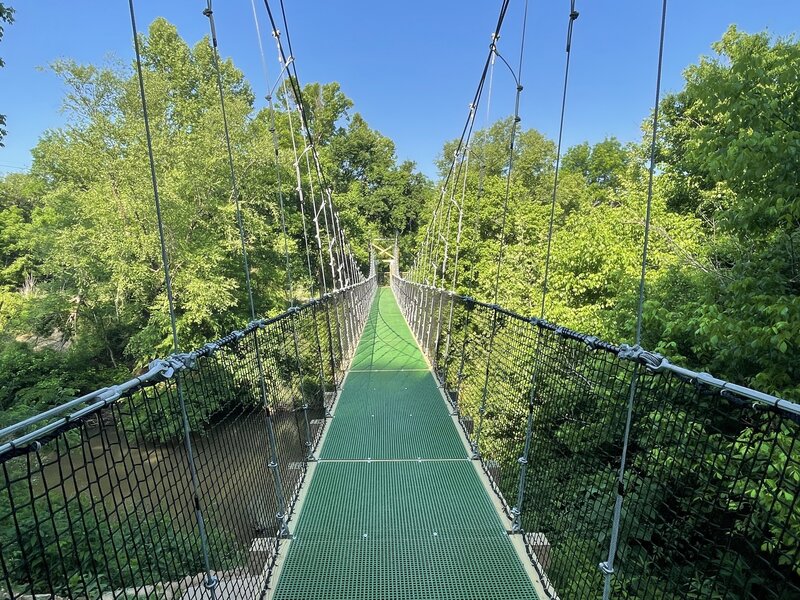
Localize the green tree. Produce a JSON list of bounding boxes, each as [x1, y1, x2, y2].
[[0, 2, 14, 145], [654, 26, 800, 399]]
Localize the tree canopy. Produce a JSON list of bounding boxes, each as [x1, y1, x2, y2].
[[0, 18, 431, 425], [419, 26, 799, 402]]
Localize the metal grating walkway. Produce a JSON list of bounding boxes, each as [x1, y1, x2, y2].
[[271, 288, 539, 599]]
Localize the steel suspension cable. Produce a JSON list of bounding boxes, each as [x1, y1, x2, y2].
[[126, 0, 218, 593], [471, 43, 497, 284], [601, 2, 668, 598], [264, 17, 329, 295], [490, 0, 528, 306], [249, 0, 330, 434], [512, 0, 580, 536], [540, 0, 579, 318], [204, 0, 294, 544], [277, 75, 341, 387], [203, 0, 258, 321], [282, 78, 328, 294], [249, 0, 296, 306], [432, 104, 479, 362], [440, 141, 472, 368], [304, 142, 339, 290], [443, 101, 479, 291], [264, 0, 359, 288], [411, 0, 511, 283], [451, 141, 471, 293], [277, 81, 345, 368], [473, 0, 529, 461]]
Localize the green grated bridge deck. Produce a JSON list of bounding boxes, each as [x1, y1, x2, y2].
[[271, 288, 539, 599]]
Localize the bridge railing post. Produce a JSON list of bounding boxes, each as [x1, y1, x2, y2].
[[337, 290, 348, 361], [511, 325, 543, 533], [416, 284, 425, 342], [322, 295, 340, 392], [346, 288, 356, 360], [309, 302, 331, 417], [423, 287, 436, 359], [424, 288, 437, 360], [407, 282, 415, 326], [471, 308, 499, 460], [432, 289, 450, 376], [415, 285, 425, 343], [332, 291, 346, 380], [450, 296, 474, 417]]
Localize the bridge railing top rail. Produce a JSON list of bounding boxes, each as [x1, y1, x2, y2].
[[0, 275, 377, 457], [390, 274, 800, 418]]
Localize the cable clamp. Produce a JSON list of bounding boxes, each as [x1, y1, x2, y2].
[[617, 344, 643, 361], [202, 8, 212, 18], [247, 318, 266, 330], [584, 335, 601, 350], [640, 350, 665, 372], [232, 330, 245, 341], [172, 352, 198, 371], [517, 456, 528, 466], [203, 574, 219, 591], [598, 561, 614, 576], [570, 10, 580, 21], [203, 341, 220, 356], [149, 358, 176, 381]]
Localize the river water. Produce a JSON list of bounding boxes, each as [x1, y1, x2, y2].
[[39, 406, 323, 548]]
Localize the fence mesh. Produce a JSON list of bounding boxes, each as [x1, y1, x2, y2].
[[392, 274, 800, 600], [0, 277, 376, 600]]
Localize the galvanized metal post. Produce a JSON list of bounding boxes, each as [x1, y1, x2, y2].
[[452, 297, 474, 417], [322, 297, 340, 391], [289, 308, 314, 461], [511, 324, 543, 533], [265, 409, 290, 538], [472, 309, 499, 460], [302, 403, 315, 461], [511, 401, 535, 531]]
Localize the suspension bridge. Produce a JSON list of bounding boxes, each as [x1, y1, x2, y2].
[[1, 0, 799, 598]]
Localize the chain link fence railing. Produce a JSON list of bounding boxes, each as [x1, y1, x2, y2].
[[392, 274, 800, 600], [0, 276, 376, 600]]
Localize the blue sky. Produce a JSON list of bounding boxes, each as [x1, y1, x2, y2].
[[1, 1, 798, 178]]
